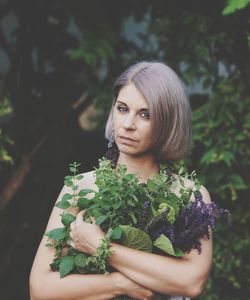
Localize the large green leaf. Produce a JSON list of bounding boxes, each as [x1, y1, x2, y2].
[[153, 234, 184, 257], [120, 225, 152, 252]]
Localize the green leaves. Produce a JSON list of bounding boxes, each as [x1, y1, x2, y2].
[[78, 189, 93, 196], [56, 199, 71, 209], [59, 256, 74, 278], [45, 228, 67, 240], [222, 0, 250, 15], [153, 234, 184, 257], [62, 193, 73, 201], [73, 253, 87, 268], [61, 213, 76, 226], [95, 215, 109, 225], [111, 226, 122, 240], [121, 225, 153, 253]]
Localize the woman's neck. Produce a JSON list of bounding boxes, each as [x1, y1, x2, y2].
[[116, 152, 160, 183]]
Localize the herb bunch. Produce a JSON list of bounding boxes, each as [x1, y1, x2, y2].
[[45, 158, 229, 284]]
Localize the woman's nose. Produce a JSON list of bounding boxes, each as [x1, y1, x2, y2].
[[122, 114, 136, 130]]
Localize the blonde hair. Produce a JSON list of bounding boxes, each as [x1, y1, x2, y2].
[[105, 61, 192, 161]]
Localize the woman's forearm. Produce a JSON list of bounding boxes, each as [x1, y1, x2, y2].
[[29, 234, 123, 300], [108, 238, 212, 298], [30, 270, 121, 300]]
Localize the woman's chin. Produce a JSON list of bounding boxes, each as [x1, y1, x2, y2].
[[118, 145, 151, 158], [118, 144, 139, 155]]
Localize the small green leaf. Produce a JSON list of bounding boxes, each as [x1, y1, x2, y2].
[[61, 213, 76, 226], [73, 253, 87, 267], [151, 205, 158, 217], [147, 179, 155, 191], [178, 166, 184, 175], [174, 248, 185, 257], [70, 166, 77, 173], [45, 228, 67, 240], [111, 226, 122, 240], [92, 208, 105, 218], [64, 179, 73, 187], [130, 212, 137, 224], [77, 197, 92, 210], [78, 189, 93, 196], [76, 175, 84, 180], [153, 234, 184, 257], [95, 215, 109, 225], [56, 200, 70, 209], [62, 193, 73, 201], [59, 256, 74, 278]]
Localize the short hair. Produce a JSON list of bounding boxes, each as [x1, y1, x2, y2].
[[105, 61, 192, 162]]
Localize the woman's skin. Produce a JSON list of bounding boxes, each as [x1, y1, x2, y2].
[[29, 83, 212, 300]]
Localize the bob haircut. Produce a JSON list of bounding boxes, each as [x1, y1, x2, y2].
[[105, 61, 192, 162]]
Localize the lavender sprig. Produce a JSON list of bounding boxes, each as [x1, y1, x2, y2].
[[149, 197, 230, 254]]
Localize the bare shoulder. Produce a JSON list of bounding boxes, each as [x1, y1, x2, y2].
[[60, 170, 97, 196], [77, 170, 97, 190], [199, 185, 211, 204], [171, 173, 211, 204]]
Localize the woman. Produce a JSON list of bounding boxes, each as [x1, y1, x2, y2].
[[29, 61, 212, 300]]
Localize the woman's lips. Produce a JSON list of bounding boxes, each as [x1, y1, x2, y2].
[[119, 136, 137, 141], [118, 136, 138, 144]]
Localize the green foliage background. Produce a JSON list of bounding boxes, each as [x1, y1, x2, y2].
[[0, 0, 249, 299]]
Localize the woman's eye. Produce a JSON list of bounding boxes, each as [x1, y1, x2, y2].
[[117, 105, 128, 112], [140, 111, 150, 119]]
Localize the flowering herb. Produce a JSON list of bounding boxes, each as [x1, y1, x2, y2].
[[45, 157, 229, 294]]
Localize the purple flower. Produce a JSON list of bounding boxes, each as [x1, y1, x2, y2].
[[149, 197, 230, 254]]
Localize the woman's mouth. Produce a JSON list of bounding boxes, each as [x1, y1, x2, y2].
[[118, 136, 138, 145]]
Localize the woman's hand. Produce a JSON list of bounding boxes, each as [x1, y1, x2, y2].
[[112, 272, 157, 300], [69, 210, 105, 255]]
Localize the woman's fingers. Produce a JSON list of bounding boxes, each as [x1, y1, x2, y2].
[[76, 210, 86, 225]]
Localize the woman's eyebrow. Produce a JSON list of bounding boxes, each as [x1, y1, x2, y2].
[[116, 100, 148, 111]]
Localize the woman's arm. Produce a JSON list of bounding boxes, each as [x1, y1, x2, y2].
[[108, 185, 213, 298], [70, 185, 213, 298], [29, 175, 155, 300]]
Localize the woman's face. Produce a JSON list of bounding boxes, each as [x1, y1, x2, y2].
[[113, 83, 153, 157]]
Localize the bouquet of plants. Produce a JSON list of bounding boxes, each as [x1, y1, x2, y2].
[[45, 157, 228, 298]]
